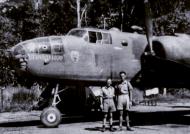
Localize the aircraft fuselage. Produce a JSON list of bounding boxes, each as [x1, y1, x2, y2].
[[11, 28, 147, 84]]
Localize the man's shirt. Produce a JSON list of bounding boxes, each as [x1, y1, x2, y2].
[[118, 80, 133, 94], [101, 86, 115, 99]]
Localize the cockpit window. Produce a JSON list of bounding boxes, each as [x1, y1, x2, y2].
[[68, 29, 87, 37], [97, 32, 102, 40], [88, 31, 112, 44], [96, 32, 102, 44], [89, 31, 97, 43], [102, 33, 112, 44]]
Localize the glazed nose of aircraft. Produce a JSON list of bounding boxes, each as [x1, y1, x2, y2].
[[11, 45, 28, 71], [12, 45, 26, 56]]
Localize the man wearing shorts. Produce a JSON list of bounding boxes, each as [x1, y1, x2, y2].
[[100, 78, 116, 132], [117, 71, 133, 131]]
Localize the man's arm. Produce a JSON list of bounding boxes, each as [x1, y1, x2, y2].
[[100, 96, 103, 109], [112, 87, 115, 97], [100, 88, 103, 109], [128, 82, 133, 102]]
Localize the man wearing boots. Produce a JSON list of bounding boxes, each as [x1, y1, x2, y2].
[[100, 78, 116, 132], [117, 71, 133, 131]]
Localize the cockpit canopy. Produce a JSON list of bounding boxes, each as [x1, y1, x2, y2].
[[12, 28, 113, 56], [67, 29, 87, 38], [67, 28, 112, 44]]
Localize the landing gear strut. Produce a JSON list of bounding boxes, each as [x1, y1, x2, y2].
[[40, 84, 65, 127]]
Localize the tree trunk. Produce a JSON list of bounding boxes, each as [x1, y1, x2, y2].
[[77, 0, 81, 28]]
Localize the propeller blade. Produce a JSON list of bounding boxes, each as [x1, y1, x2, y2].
[[144, 0, 154, 55]]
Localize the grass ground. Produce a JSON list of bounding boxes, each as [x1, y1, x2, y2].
[[1, 86, 190, 112], [0, 85, 41, 112]]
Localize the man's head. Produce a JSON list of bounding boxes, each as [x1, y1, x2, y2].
[[119, 71, 127, 81], [106, 78, 112, 87]]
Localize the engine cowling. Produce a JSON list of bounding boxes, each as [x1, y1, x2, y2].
[[152, 34, 190, 65], [139, 34, 190, 87]]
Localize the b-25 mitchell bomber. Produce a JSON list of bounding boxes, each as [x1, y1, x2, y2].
[[7, 26, 190, 127], [3, 0, 190, 128]]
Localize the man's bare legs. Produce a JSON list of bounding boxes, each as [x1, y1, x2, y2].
[[125, 111, 133, 130], [109, 112, 114, 131], [119, 110, 123, 130], [119, 110, 133, 131], [102, 112, 114, 132], [102, 113, 107, 132]]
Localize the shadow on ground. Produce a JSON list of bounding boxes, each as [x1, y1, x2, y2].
[[0, 112, 102, 128], [130, 110, 190, 126], [1, 109, 190, 129]]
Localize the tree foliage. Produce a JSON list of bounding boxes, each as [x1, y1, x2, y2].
[[0, 0, 189, 86]]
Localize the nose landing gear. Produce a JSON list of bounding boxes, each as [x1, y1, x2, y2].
[[40, 84, 65, 127]]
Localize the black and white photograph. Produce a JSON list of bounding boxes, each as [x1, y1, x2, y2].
[[0, 0, 190, 134]]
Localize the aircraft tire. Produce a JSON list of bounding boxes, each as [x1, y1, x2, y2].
[[40, 106, 61, 128]]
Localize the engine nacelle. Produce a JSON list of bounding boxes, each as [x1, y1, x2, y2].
[[152, 34, 190, 65], [140, 34, 190, 88]]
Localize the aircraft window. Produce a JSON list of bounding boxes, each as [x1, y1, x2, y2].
[[50, 37, 64, 55], [24, 42, 38, 53], [53, 45, 62, 52], [13, 45, 26, 55], [50, 37, 62, 43], [97, 32, 102, 40], [102, 33, 112, 44], [38, 43, 51, 54], [35, 37, 49, 43], [96, 32, 102, 44], [89, 31, 97, 43], [68, 30, 87, 37], [52, 45, 63, 53]]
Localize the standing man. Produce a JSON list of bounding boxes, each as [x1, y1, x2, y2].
[[100, 78, 116, 132], [117, 71, 133, 131]]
